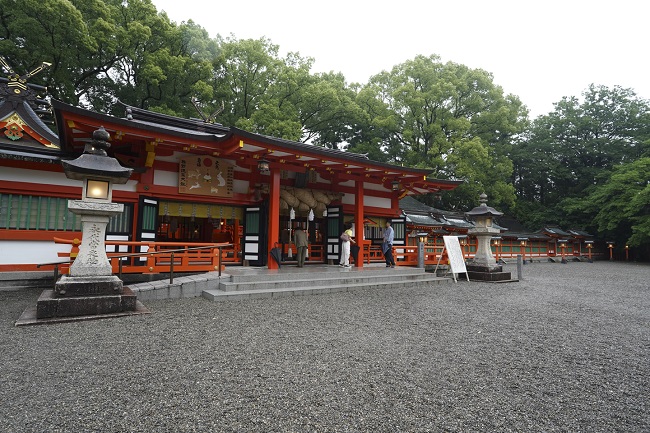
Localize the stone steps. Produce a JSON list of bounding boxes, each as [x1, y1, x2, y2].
[[202, 276, 447, 302], [218, 271, 434, 292], [225, 267, 425, 283], [127, 266, 450, 302]]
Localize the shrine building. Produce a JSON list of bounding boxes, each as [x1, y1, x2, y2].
[[0, 75, 461, 271]]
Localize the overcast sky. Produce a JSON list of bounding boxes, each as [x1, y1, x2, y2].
[[152, 0, 648, 118]]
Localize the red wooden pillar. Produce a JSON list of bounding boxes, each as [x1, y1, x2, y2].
[[355, 180, 364, 268], [391, 194, 399, 212], [267, 168, 281, 269]]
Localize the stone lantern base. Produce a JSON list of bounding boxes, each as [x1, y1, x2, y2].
[[33, 275, 136, 319], [465, 262, 513, 282], [16, 285, 148, 325], [55, 274, 123, 296], [36, 285, 137, 319]]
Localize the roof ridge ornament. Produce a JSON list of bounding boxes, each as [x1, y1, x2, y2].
[[190, 97, 225, 124], [0, 57, 51, 97]]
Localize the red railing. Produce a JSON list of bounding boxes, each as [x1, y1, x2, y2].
[[54, 237, 231, 275]]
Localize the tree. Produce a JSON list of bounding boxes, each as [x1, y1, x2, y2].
[[104, 2, 217, 116], [511, 85, 650, 228], [292, 71, 363, 148], [211, 37, 285, 128], [564, 158, 650, 248], [211, 38, 363, 145], [0, 0, 120, 104], [0, 0, 217, 115], [349, 55, 527, 209]]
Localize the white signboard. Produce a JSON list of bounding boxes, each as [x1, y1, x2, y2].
[[443, 236, 469, 282]]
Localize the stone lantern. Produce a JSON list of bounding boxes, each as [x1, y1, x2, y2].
[[36, 127, 138, 319], [464, 193, 512, 281]]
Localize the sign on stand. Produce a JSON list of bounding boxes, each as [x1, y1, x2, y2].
[[435, 236, 469, 282]]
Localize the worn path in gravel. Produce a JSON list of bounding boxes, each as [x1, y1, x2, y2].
[[1, 261, 648, 432]]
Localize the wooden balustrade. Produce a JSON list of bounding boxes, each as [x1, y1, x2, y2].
[[53, 237, 603, 275], [54, 237, 230, 275], [281, 243, 324, 261]]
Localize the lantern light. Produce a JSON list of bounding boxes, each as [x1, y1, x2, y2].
[[391, 180, 400, 191], [85, 179, 110, 200], [258, 158, 270, 172]]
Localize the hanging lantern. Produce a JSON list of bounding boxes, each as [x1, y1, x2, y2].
[[290, 207, 295, 220], [308, 208, 314, 221], [163, 202, 170, 223], [258, 158, 270, 172]]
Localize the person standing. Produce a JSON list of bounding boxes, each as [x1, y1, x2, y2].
[[339, 224, 355, 268], [294, 227, 308, 268], [382, 221, 396, 268]]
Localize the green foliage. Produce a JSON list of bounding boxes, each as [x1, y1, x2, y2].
[[0, 0, 217, 114], [349, 55, 526, 209], [564, 158, 650, 247], [512, 85, 650, 234], [211, 38, 362, 145]]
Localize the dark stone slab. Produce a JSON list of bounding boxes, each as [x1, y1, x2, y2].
[[16, 299, 150, 326], [54, 275, 123, 297], [467, 270, 513, 282], [36, 287, 138, 319], [466, 264, 503, 273]]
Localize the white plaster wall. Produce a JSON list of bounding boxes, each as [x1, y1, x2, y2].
[[0, 166, 78, 187], [314, 172, 330, 184], [0, 240, 61, 265], [112, 179, 138, 192], [233, 179, 249, 194], [365, 196, 391, 208], [154, 170, 177, 187], [1, 166, 137, 192], [364, 182, 390, 192], [341, 193, 391, 208]]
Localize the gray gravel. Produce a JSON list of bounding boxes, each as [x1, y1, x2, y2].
[[1, 261, 648, 432]]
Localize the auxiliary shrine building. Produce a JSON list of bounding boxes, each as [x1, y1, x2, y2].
[[0, 73, 460, 272]]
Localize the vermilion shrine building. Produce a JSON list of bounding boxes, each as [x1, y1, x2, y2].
[[0, 86, 461, 271]]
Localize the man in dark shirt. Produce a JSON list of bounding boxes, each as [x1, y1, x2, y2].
[[382, 221, 395, 268], [294, 228, 309, 268]]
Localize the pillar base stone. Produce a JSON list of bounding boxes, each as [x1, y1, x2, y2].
[[465, 263, 513, 282], [54, 275, 124, 297], [36, 287, 137, 319]]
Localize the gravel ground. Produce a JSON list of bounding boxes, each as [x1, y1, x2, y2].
[[1, 261, 648, 432]]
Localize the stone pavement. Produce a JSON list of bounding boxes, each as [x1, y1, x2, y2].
[[1, 261, 648, 432]]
